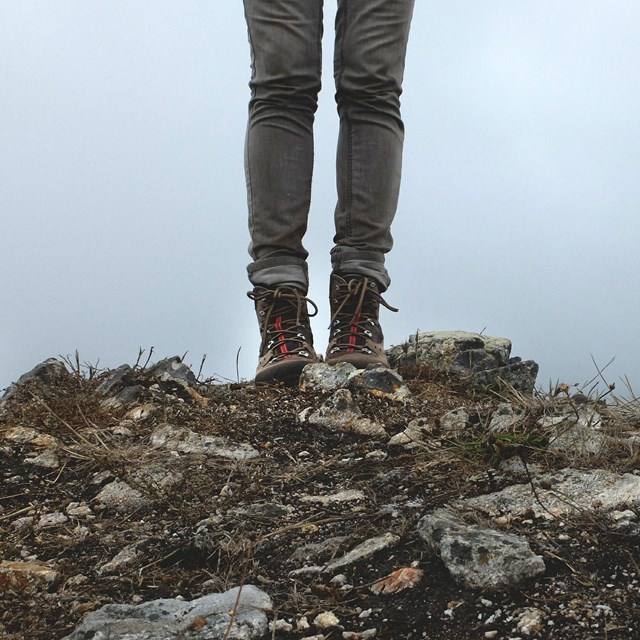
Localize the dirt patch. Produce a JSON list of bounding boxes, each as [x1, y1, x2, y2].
[[1, 363, 639, 639]]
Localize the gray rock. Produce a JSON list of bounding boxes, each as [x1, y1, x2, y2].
[[349, 367, 411, 402], [96, 365, 134, 397], [131, 465, 183, 492], [100, 539, 151, 575], [94, 481, 148, 512], [299, 362, 357, 392], [544, 408, 608, 455], [300, 389, 387, 438], [324, 533, 400, 572], [440, 407, 469, 437], [388, 331, 512, 371], [461, 468, 640, 520], [472, 360, 539, 395], [418, 508, 545, 588], [488, 403, 524, 433], [2, 358, 71, 402], [150, 423, 259, 460], [231, 503, 290, 519], [387, 331, 538, 394], [63, 584, 272, 640], [148, 356, 197, 387], [289, 537, 349, 564], [36, 511, 69, 529], [301, 490, 365, 505], [388, 417, 433, 447], [101, 385, 146, 409], [24, 450, 60, 469]]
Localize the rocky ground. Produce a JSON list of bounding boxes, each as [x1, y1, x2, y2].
[[1, 332, 640, 640]]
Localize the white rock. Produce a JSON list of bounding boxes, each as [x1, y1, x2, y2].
[[314, 611, 340, 629], [296, 616, 310, 631], [611, 509, 637, 522], [546, 408, 608, 455], [299, 362, 357, 391], [269, 619, 293, 632], [303, 389, 387, 438], [66, 502, 93, 517], [24, 450, 60, 469], [150, 423, 259, 459], [517, 607, 545, 635], [62, 584, 272, 640], [461, 468, 640, 519], [441, 407, 469, 436], [93, 480, 147, 511], [36, 512, 68, 529], [301, 490, 365, 505], [489, 403, 523, 433]]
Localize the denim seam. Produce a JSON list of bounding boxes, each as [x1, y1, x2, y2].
[[244, 4, 257, 248], [337, 0, 352, 239]]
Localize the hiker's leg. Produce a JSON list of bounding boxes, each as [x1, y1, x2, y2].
[[331, 0, 415, 292], [243, 0, 324, 294]]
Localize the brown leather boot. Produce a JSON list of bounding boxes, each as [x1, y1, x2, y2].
[[326, 275, 398, 368], [248, 286, 318, 385]]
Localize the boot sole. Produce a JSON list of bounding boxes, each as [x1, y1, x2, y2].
[[325, 353, 390, 369], [255, 358, 315, 387]]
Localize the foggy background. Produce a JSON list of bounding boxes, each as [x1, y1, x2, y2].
[[2, 1, 639, 396]]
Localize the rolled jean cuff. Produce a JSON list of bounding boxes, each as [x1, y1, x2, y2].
[[330, 246, 391, 292], [247, 256, 309, 293]]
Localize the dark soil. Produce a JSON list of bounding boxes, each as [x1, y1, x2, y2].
[[1, 363, 639, 639]]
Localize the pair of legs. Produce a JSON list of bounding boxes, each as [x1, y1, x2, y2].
[[243, 0, 414, 383], [243, 0, 415, 294]]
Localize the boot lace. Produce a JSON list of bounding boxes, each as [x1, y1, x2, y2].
[[328, 277, 398, 355], [248, 287, 318, 363]]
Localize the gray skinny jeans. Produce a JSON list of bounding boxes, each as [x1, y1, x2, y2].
[[243, 0, 415, 294]]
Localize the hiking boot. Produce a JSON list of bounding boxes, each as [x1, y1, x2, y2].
[[248, 285, 318, 385], [326, 274, 398, 368]]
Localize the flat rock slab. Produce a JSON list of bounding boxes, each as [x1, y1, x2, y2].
[[93, 481, 148, 512], [418, 508, 545, 589], [300, 363, 411, 402], [63, 585, 272, 640], [349, 367, 411, 402], [151, 423, 259, 460], [542, 408, 608, 455], [301, 490, 365, 505], [460, 468, 640, 519], [299, 362, 357, 392], [300, 389, 387, 438], [0, 560, 58, 593], [388, 417, 433, 447], [324, 533, 400, 572]]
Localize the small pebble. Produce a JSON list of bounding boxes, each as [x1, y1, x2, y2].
[[314, 611, 340, 629]]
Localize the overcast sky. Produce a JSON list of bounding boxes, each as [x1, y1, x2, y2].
[[2, 1, 639, 397]]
